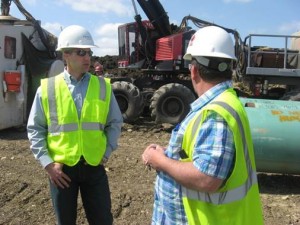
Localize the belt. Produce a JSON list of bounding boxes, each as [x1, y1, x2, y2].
[[79, 156, 103, 166], [79, 156, 88, 165]]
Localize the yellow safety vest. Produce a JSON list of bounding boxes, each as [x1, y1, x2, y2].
[[41, 73, 112, 166], [181, 88, 264, 225]]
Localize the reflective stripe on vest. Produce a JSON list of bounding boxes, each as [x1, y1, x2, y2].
[[182, 101, 257, 205], [47, 76, 106, 133]]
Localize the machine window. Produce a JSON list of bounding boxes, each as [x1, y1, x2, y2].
[[4, 36, 16, 59]]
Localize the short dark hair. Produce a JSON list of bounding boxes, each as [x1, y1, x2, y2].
[[192, 57, 233, 82]]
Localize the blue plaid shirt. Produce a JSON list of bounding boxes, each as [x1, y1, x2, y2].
[[151, 81, 235, 225]]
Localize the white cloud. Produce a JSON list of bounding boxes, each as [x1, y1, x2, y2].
[[60, 0, 132, 17], [42, 22, 64, 36], [95, 23, 122, 37], [279, 21, 300, 34], [93, 23, 122, 56], [41, 21, 122, 57]]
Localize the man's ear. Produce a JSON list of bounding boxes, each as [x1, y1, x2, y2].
[[190, 65, 198, 81], [191, 66, 203, 85]]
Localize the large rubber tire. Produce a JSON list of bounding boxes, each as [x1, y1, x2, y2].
[[112, 81, 144, 123], [150, 83, 196, 124]]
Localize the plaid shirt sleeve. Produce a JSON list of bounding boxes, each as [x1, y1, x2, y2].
[[192, 110, 235, 180]]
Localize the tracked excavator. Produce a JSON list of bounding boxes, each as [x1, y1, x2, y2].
[[111, 0, 300, 174]]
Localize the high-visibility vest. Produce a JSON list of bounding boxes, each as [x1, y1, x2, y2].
[[41, 73, 112, 166], [181, 88, 264, 225]]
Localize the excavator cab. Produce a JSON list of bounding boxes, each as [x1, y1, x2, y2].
[[118, 21, 153, 69]]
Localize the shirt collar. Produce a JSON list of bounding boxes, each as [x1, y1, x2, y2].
[[190, 80, 232, 112], [63, 69, 89, 84]]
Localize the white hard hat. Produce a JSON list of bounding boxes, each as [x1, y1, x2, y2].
[[183, 26, 236, 61], [56, 25, 98, 51]]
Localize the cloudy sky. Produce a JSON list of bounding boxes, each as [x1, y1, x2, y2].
[[10, 0, 300, 57]]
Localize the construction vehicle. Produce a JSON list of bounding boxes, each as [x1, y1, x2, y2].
[[0, 0, 64, 130], [1, 0, 299, 174], [113, 0, 300, 124], [111, 0, 300, 174]]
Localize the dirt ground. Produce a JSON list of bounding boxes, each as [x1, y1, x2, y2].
[[0, 118, 300, 225]]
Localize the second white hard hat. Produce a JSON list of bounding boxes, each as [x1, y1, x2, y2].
[[183, 26, 236, 61], [56, 25, 98, 51]]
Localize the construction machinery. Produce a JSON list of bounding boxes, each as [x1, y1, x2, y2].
[[111, 0, 300, 174], [0, 0, 64, 130], [113, 0, 300, 124], [1, 0, 299, 174]]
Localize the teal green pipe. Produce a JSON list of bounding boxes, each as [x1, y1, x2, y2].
[[239, 98, 300, 174]]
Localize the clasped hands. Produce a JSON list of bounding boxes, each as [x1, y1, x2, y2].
[[142, 144, 166, 171]]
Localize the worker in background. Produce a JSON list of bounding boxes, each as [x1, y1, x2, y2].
[[95, 64, 104, 76], [142, 26, 264, 225], [27, 25, 123, 225]]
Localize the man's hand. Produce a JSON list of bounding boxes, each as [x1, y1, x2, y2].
[[45, 162, 71, 189], [142, 144, 166, 171]]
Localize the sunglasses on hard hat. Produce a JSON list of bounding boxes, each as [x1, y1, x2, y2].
[[73, 49, 93, 57]]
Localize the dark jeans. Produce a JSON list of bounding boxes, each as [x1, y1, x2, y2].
[[49, 160, 113, 225]]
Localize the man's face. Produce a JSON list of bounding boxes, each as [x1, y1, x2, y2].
[[64, 48, 92, 75]]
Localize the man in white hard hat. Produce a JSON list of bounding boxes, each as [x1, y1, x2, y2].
[[142, 26, 264, 225], [27, 25, 123, 225]]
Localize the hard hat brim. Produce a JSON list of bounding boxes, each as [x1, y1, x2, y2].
[[183, 52, 237, 61], [56, 44, 99, 51]]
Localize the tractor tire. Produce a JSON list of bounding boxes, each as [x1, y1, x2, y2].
[[150, 83, 196, 124], [112, 81, 144, 123]]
